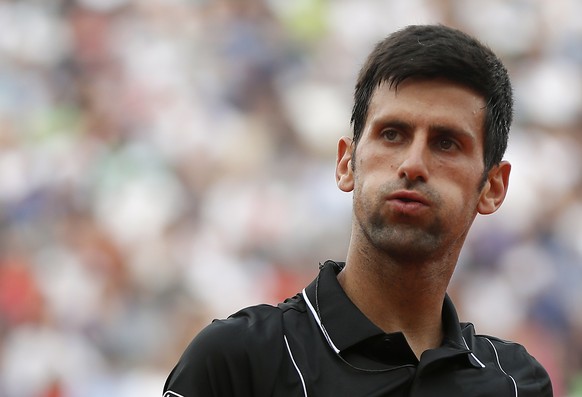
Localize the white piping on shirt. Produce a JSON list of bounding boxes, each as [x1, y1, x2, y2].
[[284, 334, 308, 397], [484, 337, 518, 397], [304, 287, 518, 396], [462, 336, 486, 368], [302, 288, 341, 354]]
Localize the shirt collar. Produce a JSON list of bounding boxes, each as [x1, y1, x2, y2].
[[304, 260, 480, 367], [304, 261, 385, 352]]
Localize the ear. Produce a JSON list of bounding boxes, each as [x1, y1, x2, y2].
[[336, 136, 354, 192], [477, 161, 511, 215]]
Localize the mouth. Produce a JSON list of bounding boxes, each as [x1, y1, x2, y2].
[[387, 191, 430, 206], [398, 197, 416, 203]]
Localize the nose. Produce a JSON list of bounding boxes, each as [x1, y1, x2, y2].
[[397, 139, 429, 182]]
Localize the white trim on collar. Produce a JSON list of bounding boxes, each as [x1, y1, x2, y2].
[[302, 288, 341, 354], [462, 336, 486, 368]]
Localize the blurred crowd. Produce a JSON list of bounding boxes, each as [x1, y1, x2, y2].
[[0, 0, 581, 396]]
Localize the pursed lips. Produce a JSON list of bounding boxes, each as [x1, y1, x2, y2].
[[386, 190, 430, 206]]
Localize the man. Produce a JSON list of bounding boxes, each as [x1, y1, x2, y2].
[[163, 24, 553, 396]]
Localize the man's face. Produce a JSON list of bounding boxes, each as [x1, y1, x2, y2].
[[336, 78, 509, 261]]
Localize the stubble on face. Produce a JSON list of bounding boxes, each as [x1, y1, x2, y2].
[[353, 176, 448, 263]]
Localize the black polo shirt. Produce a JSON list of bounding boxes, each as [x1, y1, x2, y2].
[[163, 261, 552, 396]]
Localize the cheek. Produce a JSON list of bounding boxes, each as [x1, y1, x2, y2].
[[441, 178, 482, 217], [355, 149, 397, 181], [434, 163, 480, 197]]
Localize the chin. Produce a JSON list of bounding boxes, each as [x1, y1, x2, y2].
[[370, 230, 442, 261]]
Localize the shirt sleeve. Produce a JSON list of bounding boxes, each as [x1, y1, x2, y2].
[[163, 305, 284, 397]]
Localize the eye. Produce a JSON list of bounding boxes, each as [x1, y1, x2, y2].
[[437, 137, 458, 151], [381, 129, 401, 142]]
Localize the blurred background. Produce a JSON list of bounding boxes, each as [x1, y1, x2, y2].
[[0, 0, 581, 396]]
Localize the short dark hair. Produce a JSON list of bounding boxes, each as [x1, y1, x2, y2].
[[350, 24, 513, 171]]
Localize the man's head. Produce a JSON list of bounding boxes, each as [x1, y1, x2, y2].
[[350, 24, 513, 172], [336, 24, 513, 264]]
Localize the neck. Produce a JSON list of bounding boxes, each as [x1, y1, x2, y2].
[[338, 240, 459, 358]]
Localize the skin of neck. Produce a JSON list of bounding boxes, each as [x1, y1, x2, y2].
[[337, 226, 467, 359]]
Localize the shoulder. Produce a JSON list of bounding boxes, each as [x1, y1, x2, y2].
[[471, 333, 546, 375], [186, 303, 286, 365], [463, 324, 553, 396], [164, 304, 286, 396], [200, 304, 285, 346]]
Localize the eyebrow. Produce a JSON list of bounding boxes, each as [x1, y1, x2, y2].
[[370, 118, 412, 132]]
